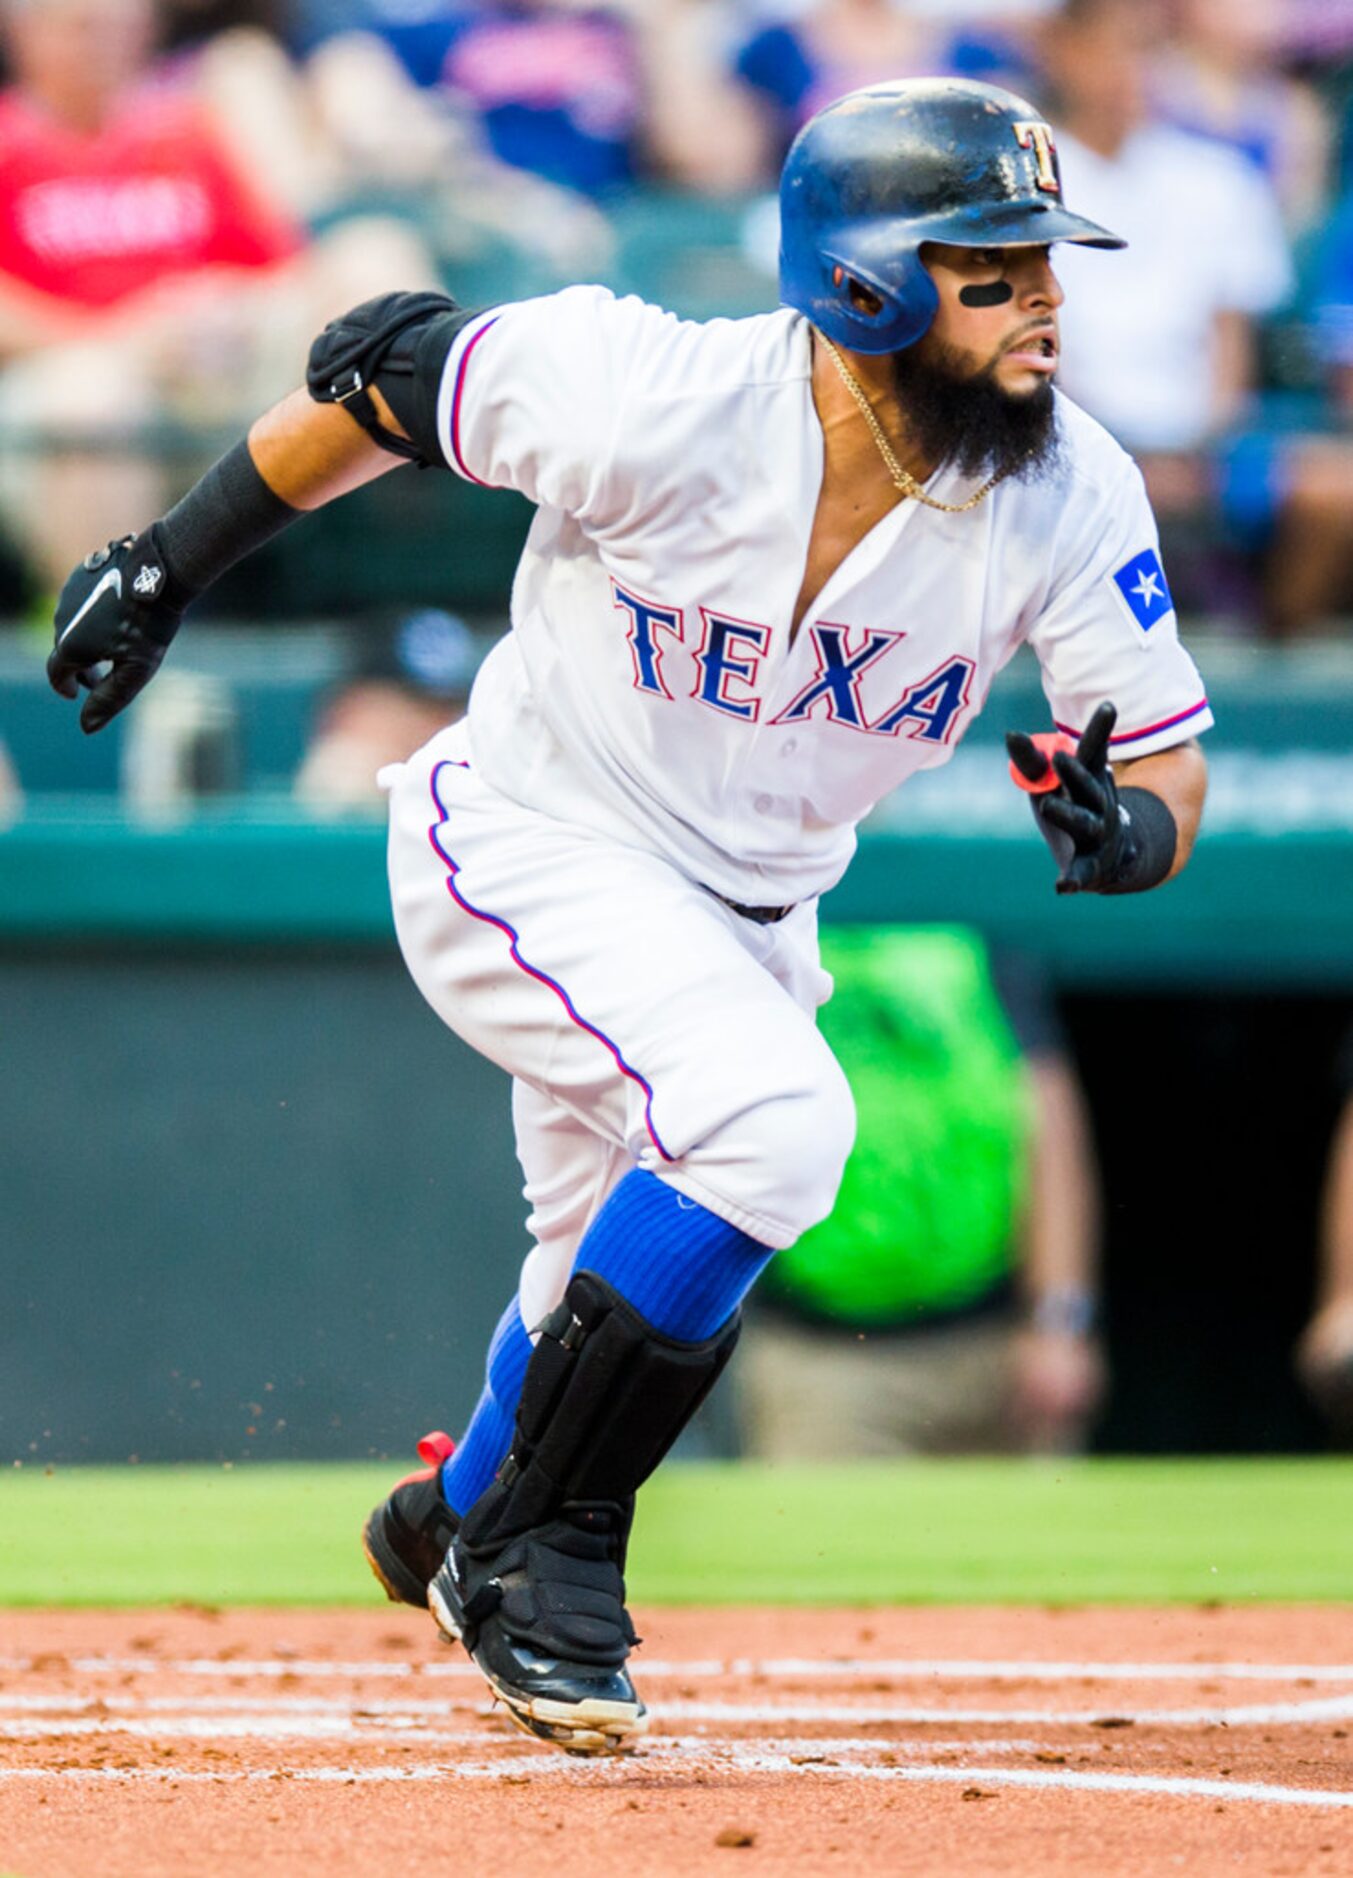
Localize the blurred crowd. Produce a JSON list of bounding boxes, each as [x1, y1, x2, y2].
[[1, 0, 1352, 636]]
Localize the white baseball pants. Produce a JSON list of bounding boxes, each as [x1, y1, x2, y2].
[[383, 724, 854, 1330]]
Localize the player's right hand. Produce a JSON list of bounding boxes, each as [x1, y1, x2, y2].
[[47, 528, 185, 735]]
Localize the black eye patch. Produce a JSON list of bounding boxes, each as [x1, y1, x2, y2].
[[959, 280, 1015, 307]]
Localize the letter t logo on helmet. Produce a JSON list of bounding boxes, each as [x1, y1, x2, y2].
[[778, 78, 1125, 356], [1013, 120, 1061, 195]]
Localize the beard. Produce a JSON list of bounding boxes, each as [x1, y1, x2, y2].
[[889, 336, 1063, 486]]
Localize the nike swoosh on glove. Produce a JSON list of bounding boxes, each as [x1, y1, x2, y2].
[[47, 527, 187, 735]]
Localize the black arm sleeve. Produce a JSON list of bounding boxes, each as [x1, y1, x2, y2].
[[307, 292, 489, 469], [155, 441, 300, 601]]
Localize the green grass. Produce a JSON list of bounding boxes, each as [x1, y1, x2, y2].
[[2, 1458, 1349, 1606]]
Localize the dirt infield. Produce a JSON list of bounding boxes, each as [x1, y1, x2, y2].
[[1, 1605, 1350, 1877]]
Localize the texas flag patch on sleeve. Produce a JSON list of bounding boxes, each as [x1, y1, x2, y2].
[[1110, 548, 1175, 639]]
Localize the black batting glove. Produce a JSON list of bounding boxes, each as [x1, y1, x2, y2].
[[47, 527, 188, 735], [1007, 702, 1136, 896]]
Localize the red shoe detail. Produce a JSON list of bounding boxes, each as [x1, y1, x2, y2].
[[389, 1430, 456, 1492], [416, 1430, 456, 1468]]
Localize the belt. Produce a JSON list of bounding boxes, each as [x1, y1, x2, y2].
[[712, 892, 796, 925]]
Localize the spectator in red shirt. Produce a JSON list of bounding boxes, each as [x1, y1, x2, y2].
[[0, 0, 435, 590]]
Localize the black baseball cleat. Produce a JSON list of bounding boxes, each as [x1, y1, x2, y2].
[[427, 1498, 647, 1757], [362, 1431, 460, 1610], [419, 1271, 740, 1756]]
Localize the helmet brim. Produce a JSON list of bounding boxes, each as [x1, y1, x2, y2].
[[906, 201, 1126, 252]]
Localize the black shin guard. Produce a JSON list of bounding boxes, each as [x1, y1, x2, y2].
[[451, 1273, 740, 1662], [463, 1271, 741, 1550]]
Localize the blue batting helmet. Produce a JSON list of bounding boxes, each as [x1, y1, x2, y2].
[[779, 78, 1125, 355]]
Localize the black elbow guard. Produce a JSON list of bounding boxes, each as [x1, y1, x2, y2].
[[306, 291, 486, 468]]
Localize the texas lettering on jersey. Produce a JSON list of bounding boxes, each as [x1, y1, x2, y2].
[[439, 288, 1212, 905], [613, 581, 974, 744]]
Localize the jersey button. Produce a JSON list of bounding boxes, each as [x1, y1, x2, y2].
[[780, 738, 798, 756], [753, 794, 773, 814]]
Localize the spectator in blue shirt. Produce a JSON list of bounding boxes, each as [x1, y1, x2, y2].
[[1266, 192, 1353, 633], [304, 1, 647, 195], [1150, 0, 1331, 232], [733, 0, 947, 161]]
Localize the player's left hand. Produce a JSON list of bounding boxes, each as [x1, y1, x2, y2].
[[1006, 701, 1132, 895]]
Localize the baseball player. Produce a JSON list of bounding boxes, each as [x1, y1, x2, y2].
[[47, 80, 1210, 1758]]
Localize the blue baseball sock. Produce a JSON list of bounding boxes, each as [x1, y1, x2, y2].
[[574, 1167, 774, 1341], [441, 1171, 773, 1514], [440, 1296, 532, 1517]]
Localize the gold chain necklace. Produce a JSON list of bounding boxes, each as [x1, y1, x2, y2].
[[819, 334, 1006, 515]]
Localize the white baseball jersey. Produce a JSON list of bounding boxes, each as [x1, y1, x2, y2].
[[433, 284, 1212, 909]]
